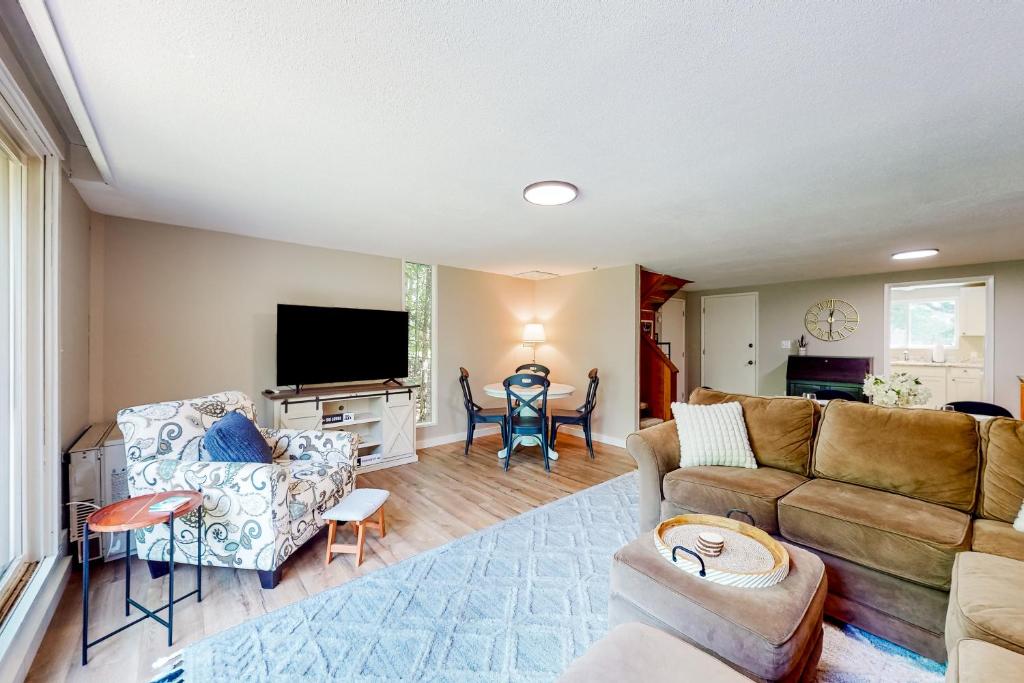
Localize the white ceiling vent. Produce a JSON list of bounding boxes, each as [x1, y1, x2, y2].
[[515, 271, 559, 280]]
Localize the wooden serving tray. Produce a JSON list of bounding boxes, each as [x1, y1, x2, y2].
[[654, 514, 790, 589]]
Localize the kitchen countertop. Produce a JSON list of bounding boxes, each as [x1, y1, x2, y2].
[[891, 361, 984, 369]]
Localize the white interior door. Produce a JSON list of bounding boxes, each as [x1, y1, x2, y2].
[[701, 293, 757, 394]]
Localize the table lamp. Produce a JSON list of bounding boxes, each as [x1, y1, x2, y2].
[[522, 323, 546, 362]]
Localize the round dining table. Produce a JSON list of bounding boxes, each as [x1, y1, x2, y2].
[[483, 381, 576, 461]]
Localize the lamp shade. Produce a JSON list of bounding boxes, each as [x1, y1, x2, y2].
[[522, 323, 546, 344]]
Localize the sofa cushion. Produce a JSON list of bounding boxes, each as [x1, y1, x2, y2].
[[204, 411, 272, 463], [688, 388, 820, 475], [812, 401, 980, 512], [118, 390, 259, 463], [971, 519, 1024, 563], [663, 466, 808, 534], [945, 551, 1024, 656], [978, 417, 1024, 523], [778, 478, 971, 590], [671, 402, 757, 469], [946, 639, 1024, 683]]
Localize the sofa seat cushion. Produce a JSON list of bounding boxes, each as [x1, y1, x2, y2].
[[946, 639, 1024, 683], [946, 551, 1024, 656], [971, 519, 1024, 563], [663, 466, 808, 534], [778, 478, 971, 590]]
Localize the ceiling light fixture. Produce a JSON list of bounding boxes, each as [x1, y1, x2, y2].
[[892, 249, 939, 260], [523, 180, 578, 206]]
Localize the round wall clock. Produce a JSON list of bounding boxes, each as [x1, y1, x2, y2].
[[805, 298, 859, 341]]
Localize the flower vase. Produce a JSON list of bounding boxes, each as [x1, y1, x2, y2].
[[797, 347, 808, 356]]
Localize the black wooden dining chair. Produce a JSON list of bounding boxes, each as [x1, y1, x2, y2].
[[502, 373, 552, 472], [549, 368, 599, 459], [943, 401, 1013, 418], [515, 363, 550, 377], [459, 367, 506, 455]]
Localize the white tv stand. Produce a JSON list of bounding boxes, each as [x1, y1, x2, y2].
[[263, 382, 419, 473]]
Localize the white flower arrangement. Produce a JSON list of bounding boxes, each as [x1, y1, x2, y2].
[[863, 372, 932, 408]]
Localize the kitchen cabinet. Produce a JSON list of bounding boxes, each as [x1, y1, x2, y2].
[[947, 367, 984, 403], [913, 366, 948, 409], [960, 286, 986, 337]]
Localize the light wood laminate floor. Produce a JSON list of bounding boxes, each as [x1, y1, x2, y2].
[[27, 433, 635, 682]]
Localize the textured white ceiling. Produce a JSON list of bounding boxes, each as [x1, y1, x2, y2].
[[47, 1, 1024, 288]]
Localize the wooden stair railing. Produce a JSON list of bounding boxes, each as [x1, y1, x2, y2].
[[640, 332, 678, 423]]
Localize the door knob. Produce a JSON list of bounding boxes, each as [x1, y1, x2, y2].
[[747, 360, 754, 365], [748, 343, 753, 348]]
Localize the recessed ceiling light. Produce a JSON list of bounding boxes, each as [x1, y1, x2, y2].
[[892, 249, 939, 260], [523, 181, 578, 206]]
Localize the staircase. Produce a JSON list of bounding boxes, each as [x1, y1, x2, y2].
[[639, 268, 691, 426]]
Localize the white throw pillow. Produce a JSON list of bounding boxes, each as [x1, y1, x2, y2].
[[1015, 501, 1024, 533], [671, 401, 757, 469]]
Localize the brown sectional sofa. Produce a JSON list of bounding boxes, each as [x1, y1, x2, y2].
[[626, 388, 1024, 663]]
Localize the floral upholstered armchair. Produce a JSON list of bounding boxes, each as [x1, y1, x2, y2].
[[118, 390, 357, 588]]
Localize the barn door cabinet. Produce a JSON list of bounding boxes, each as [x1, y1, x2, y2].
[[264, 382, 419, 473]]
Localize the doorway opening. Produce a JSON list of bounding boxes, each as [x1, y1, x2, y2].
[[882, 276, 994, 408]]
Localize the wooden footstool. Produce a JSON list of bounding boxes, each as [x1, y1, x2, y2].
[[324, 489, 389, 566]]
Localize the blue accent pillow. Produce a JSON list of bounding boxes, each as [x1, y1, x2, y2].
[[204, 411, 272, 463]]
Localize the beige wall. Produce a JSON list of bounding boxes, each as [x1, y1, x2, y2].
[[534, 265, 639, 443], [417, 265, 535, 444], [685, 260, 1024, 416], [96, 215, 641, 446], [59, 177, 91, 448], [97, 216, 403, 421]]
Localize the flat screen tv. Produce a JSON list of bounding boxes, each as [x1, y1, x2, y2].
[[276, 304, 409, 387]]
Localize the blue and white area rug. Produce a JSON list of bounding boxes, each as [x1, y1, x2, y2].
[[158, 473, 943, 682]]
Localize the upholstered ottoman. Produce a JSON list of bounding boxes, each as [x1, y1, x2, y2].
[[559, 623, 747, 682], [945, 639, 1024, 683], [945, 552, 1024, 655], [609, 531, 826, 682]]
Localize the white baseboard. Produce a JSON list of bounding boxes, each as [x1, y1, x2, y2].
[[417, 425, 500, 449], [0, 555, 70, 683], [555, 425, 627, 448], [417, 425, 626, 450]]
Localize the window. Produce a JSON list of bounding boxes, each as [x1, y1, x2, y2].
[[0, 130, 25, 595], [403, 262, 435, 424], [890, 298, 957, 348]]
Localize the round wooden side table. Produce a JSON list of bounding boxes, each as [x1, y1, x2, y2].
[[82, 490, 204, 665]]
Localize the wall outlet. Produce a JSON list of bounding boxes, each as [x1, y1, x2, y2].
[[781, 339, 792, 350]]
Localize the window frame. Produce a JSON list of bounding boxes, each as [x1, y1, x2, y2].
[[0, 128, 27, 593], [0, 50, 65, 672], [402, 261, 437, 427]]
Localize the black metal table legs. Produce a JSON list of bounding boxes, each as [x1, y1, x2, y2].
[[81, 505, 204, 665]]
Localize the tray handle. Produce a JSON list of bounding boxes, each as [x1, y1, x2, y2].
[[726, 508, 756, 527], [671, 545, 707, 577]]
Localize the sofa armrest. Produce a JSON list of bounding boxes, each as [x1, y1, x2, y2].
[[127, 458, 291, 571], [626, 420, 681, 532], [261, 427, 358, 469]]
